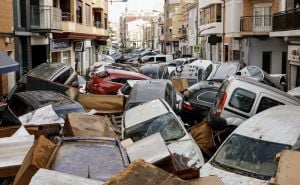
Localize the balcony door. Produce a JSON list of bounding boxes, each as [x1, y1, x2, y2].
[[253, 4, 272, 32]]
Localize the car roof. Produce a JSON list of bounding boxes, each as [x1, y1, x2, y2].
[[140, 64, 165, 71], [228, 75, 300, 103], [128, 80, 171, 103], [233, 105, 300, 145], [106, 69, 150, 79], [124, 99, 170, 128], [190, 60, 212, 69]]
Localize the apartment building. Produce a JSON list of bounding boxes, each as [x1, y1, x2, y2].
[[178, 0, 197, 56], [270, 0, 300, 89], [52, 0, 109, 76], [164, 0, 182, 53], [13, 0, 108, 77], [198, 0, 223, 62], [119, 10, 156, 48], [0, 0, 16, 96]]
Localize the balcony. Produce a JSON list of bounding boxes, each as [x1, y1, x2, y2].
[[240, 16, 272, 34], [273, 8, 300, 31], [94, 21, 104, 29], [31, 5, 62, 33]]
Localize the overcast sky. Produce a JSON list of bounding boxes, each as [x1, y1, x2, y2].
[[108, 0, 163, 23]]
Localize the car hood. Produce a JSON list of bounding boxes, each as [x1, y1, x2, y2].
[[166, 135, 204, 169], [200, 163, 268, 185]]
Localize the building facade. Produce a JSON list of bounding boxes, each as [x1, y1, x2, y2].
[[198, 0, 223, 62], [13, 0, 108, 78], [0, 0, 15, 96], [270, 0, 300, 89]]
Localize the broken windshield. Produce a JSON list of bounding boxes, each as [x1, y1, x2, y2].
[[212, 134, 290, 180], [124, 112, 186, 142]]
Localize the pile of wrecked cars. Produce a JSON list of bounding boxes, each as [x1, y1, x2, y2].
[[1, 60, 300, 185]]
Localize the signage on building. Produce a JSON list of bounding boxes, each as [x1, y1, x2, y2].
[[74, 41, 84, 52], [288, 45, 300, 62], [51, 40, 71, 50], [193, 45, 201, 54]]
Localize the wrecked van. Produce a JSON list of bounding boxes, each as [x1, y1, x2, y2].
[[201, 106, 300, 185], [122, 99, 205, 169]]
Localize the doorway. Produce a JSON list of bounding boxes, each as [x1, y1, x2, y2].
[[32, 45, 48, 68], [253, 3, 272, 32], [262, 52, 272, 73]]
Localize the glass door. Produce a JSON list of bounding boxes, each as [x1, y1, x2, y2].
[[253, 4, 272, 32]]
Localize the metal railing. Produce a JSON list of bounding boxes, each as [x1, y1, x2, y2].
[[62, 12, 74, 21], [31, 5, 62, 31], [240, 16, 272, 32], [273, 8, 300, 31], [94, 21, 103, 28]]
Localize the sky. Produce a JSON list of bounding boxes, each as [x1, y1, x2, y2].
[[108, 0, 163, 23]]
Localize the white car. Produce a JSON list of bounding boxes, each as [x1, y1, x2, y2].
[[201, 105, 300, 185], [122, 99, 204, 168]]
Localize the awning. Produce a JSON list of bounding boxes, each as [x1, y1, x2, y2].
[[0, 50, 19, 74]]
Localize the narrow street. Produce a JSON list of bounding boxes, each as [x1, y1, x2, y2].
[[0, 0, 300, 185]]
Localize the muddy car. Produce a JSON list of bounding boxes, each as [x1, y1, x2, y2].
[[201, 105, 300, 185], [87, 69, 150, 95], [6, 63, 78, 102], [51, 137, 129, 182], [1, 91, 85, 125], [124, 80, 177, 111], [122, 99, 205, 169]]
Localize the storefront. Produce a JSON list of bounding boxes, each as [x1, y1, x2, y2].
[[288, 44, 300, 90], [50, 39, 72, 66]]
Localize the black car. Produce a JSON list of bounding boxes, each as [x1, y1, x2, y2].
[[6, 62, 78, 102], [179, 81, 220, 124], [139, 64, 169, 79], [1, 91, 85, 125], [125, 80, 177, 111]]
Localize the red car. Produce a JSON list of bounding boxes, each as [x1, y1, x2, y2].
[[87, 69, 150, 95]]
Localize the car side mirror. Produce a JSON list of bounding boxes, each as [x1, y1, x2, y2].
[[184, 123, 191, 131], [236, 71, 241, 75]]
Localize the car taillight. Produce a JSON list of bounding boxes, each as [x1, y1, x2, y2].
[[215, 92, 227, 117], [182, 101, 193, 111]]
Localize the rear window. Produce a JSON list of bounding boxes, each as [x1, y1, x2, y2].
[[229, 88, 256, 113], [256, 97, 284, 113]]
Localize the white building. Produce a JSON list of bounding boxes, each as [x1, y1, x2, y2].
[[126, 19, 150, 48]]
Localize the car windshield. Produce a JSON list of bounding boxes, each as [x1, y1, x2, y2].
[[27, 64, 65, 81], [212, 134, 291, 180], [125, 112, 186, 142], [212, 63, 238, 80]]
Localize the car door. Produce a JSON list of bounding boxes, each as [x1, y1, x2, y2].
[[223, 87, 257, 120], [254, 93, 286, 114]]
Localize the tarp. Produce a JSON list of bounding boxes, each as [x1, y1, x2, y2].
[[0, 50, 19, 74]]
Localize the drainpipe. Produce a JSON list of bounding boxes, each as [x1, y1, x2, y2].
[[222, 0, 225, 63]]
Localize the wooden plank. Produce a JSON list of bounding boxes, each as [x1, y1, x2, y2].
[[105, 160, 189, 185], [77, 94, 125, 113]]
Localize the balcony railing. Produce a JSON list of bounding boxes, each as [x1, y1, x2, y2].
[[273, 8, 300, 31], [62, 12, 74, 21], [31, 5, 62, 32], [94, 21, 104, 28], [240, 16, 272, 32]]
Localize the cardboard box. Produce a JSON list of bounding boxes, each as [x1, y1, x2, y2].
[[105, 160, 189, 185], [171, 78, 189, 92], [13, 135, 58, 185], [64, 113, 116, 137], [269, 150, 300, 185], [77, 94, 125, 113]]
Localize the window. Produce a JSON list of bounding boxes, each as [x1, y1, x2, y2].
[[76, 0, 83, 23], [62, 51, 69, 64], [257, 97, 284, 113], [85, 4, 91, 26], [104, 13, 108, 29], [229, 88, 256, 113]]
